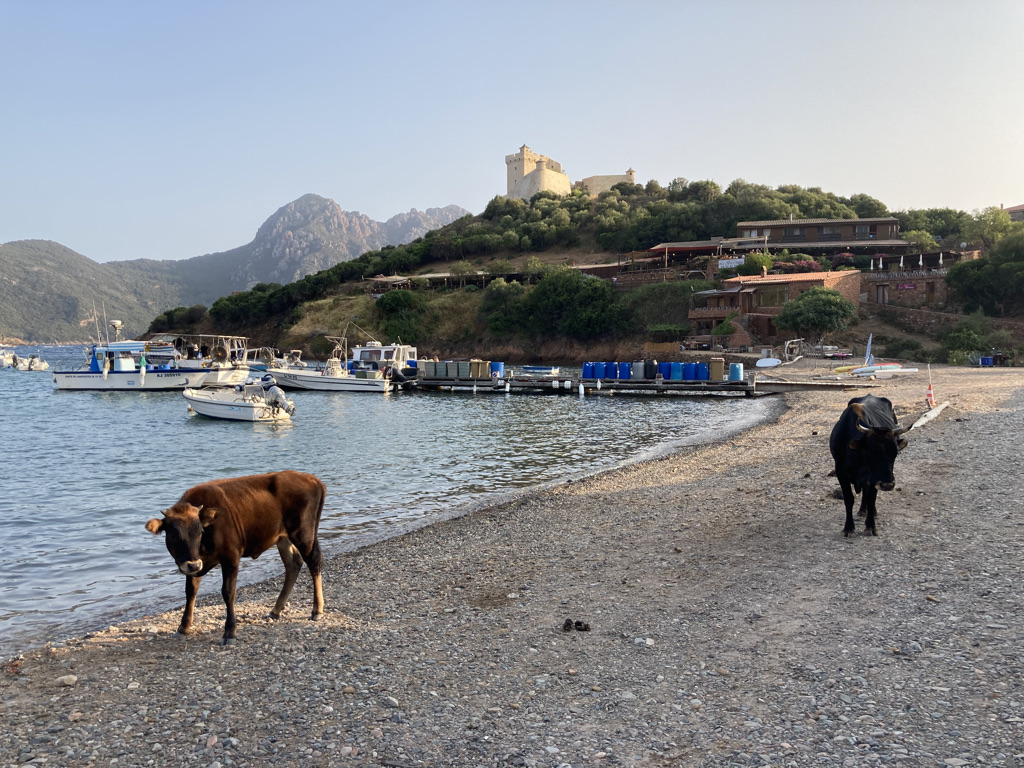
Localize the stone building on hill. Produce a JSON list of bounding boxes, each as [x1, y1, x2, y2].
[[504, 145, 635, 201]]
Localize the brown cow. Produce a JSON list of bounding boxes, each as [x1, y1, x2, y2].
[[145, 471, 326, 644]]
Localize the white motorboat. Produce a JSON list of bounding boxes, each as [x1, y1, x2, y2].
[[272, 337, 392, 393], [13, 353, 50, 371], [52, 341, 207, 391], [183, 378, 295, 422]]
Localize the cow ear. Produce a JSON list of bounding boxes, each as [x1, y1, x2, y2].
[[897, 437, 908, 451], [145, 518, 164, 535], [848, 438, 860, 451], [198, 505, 217, 527]]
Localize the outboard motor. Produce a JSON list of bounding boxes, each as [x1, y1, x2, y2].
[[260, 375, 295, 415]]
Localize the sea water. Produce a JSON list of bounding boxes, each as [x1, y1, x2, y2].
[[0, 346, 774, 658]]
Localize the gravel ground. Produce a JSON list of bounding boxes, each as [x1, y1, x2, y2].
[[3, 363, 1023, 768]]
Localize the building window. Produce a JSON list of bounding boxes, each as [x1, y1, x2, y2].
[[782, 227, 804, 242], [756, 285, 789, 307], [855, 224, 878, 240], [820, 225, 841, 241]]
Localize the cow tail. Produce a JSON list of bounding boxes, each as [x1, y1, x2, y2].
[[316, 478, 327, 527]]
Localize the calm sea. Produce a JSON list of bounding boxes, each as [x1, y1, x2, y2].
[[1, 345, 775, 659]]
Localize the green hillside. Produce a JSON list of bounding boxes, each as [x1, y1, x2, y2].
[[0, 240, 192, 342]]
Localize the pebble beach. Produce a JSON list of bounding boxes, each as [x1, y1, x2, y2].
[[3, 362, 1023, 768]]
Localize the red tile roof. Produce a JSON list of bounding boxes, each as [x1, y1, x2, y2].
[[724, 271, 860, 285]]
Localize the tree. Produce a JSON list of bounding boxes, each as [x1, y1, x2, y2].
[[735, 252, 774, 276], [946, 231, 1024, 316], [902, 230, 939, 254], [523, 269, 624, 340], [486, 259, 515, 277], [448, 260, 476, 287], [962, 206, 1021, 249], [846, 193, 889, 218], [773, 287, 857, 343], [521, 254, 547, 283]]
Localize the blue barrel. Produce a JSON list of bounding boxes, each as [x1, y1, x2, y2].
[[489, 361, 505, 379], [658, 361, 671, 378], [582, 362, 594, 379], [696, 362, 710, 381], [683, 362, 696, 380], [603, 362, 615, 379], [670, 362, 683, 380], [618, 361, 631, 379], [594, 361, 606, 379], [729, 362, 744, 381]]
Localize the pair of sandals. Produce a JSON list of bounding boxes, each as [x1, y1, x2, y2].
[[562, 618, 591, 632]]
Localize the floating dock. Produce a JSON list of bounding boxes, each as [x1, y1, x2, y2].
[[416, 374, 760, 396], [414, 357, 869, 396]]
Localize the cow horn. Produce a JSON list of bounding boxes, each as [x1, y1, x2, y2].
[[894, 426, 909, 436], [856, 421, 870, 434]]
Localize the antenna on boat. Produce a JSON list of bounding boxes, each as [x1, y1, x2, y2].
[[102, 302, 109, 345], [92, 301, 101, 343]]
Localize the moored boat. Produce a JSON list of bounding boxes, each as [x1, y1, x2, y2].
[[145, 332, 252, 387], [521, 364, 560, 377], [12, 353, 50, 371], [272, 337, 392, 393], [183, 377, 295, 422], [52, 341, 207, 391]]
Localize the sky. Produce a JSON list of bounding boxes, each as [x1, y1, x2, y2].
[[1, 1, 1022, 263]]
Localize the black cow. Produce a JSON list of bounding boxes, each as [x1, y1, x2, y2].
[[829, 394, 908, 536], [146, 471, 326, 644]]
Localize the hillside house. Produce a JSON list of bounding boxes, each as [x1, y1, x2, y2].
[[689, 270, 862, 345], [860, 250, 980, 309], [733, 217, 908, 255]]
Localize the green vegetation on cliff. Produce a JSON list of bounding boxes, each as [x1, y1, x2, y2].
[[175, 181, 1023, 356]]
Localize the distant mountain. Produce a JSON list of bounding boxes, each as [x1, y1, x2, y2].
[[0, 196, 469, 342], [113, 195, 469, 305]]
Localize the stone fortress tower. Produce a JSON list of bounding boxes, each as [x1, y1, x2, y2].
[[504, 145, 635, 201], [505, 145, 572, 200]]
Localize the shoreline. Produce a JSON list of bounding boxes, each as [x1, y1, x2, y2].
[[1, 391, 783, 663], [4, 363, 1023, 766]]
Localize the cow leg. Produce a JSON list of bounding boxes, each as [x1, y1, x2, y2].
[[178, 574, 202, 635], [290, 533, 324, 621], [220, 558, 240, 645], [863, 486, 879, 536], [270, 538, 304, 619], [305, 539, 324, 621], [838, 477, 857, 537]]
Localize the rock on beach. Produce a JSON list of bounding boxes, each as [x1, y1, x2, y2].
[[2, 362, 1023, 766]]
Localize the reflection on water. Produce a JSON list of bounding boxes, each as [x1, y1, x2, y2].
[[0, 348, 774, 657]]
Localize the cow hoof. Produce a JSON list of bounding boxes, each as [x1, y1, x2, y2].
[[268, 611, 281, 621], [222, 637, 236, 646], [310, 611, 323, 622]]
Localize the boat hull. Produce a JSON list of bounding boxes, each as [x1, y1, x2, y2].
[[53, 370, 206, 391], [272, 369, 391, 393]]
